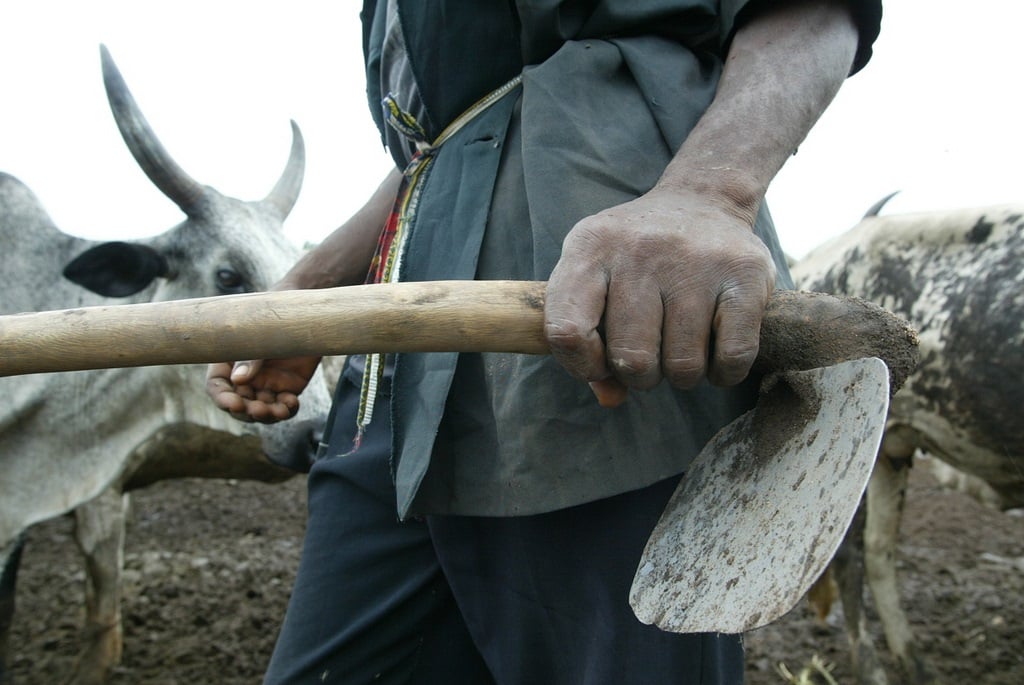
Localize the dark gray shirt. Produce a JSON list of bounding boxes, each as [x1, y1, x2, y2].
[[359, 0, 883, 518]]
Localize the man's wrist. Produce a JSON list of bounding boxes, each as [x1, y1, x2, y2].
[[652, 163, 765, 228]]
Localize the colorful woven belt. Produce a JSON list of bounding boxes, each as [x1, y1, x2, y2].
[[349, 74, 523, 453]]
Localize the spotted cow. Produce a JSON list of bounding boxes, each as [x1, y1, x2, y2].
[[791, 194, 1024, 684]]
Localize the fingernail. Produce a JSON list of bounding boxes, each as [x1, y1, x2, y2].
[[589, 379, 629, 408]]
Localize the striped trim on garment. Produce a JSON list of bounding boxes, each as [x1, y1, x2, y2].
[[347, 74, 523, 454]]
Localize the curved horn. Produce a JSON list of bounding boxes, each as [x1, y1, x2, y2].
[[100, 44, 206, 215], [862, 190, 900, 219], [262, 120, 305, 219]]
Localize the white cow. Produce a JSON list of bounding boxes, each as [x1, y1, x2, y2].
[[791, 194, 1024, 685], [0, 47, 331, 685]]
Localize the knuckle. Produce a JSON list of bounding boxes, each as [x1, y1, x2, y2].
[[718, 250, 775, 289], [711, 344, 758, 386], [716, 341, 758, 369], [544, 319, 603, 382], [608, 349, 660, 390], [663, 355, 706, 388], [544, 319, 588, 353]]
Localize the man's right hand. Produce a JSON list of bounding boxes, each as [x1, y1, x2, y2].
[[206, 356, 322, 424], [203, 170, 402, 423]]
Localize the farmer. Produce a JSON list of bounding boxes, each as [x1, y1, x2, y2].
[[207, 1, 882, 682]]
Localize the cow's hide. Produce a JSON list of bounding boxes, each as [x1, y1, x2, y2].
[[795, 202, 1023, 506], [0, 47, 331, 685], [791, 196, 1023, 684]]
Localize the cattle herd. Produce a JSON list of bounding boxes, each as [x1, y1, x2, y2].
[[1, 48, 1022, 685]]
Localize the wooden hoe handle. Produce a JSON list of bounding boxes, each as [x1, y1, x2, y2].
[[0, 281, 918, 389]]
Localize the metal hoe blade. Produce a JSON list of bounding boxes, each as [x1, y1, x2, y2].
[[629, 357, 890, 634]]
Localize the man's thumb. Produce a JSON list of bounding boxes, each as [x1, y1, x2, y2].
[[230, 360, 262, 383]]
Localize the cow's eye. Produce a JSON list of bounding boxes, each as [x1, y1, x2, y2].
[[216, 268, 247, 294]]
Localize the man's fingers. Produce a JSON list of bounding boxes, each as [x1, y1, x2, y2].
[[659, 293, 714, 389], [603, 280, 663, 390], [208, 381, 247, 414], [206, 359, 298, 423], [707, 292, 768, 386], [545, 266, 609, 382], [206, 364, 245, 412], [255, 390, 300, 418], [228, 395, 298, 424]]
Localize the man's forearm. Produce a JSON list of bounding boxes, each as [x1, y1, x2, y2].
[[656, 0, 859, 223], [276, 167, 402, 290]]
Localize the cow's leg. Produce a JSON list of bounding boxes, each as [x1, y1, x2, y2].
[[68, 488, 128, 685], [832, 498, 889, 685], [0, 537, 26, 685], [864, 430, 935, 684]]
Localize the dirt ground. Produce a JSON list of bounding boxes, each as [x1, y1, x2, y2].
[[8, 459, 1024, 684]]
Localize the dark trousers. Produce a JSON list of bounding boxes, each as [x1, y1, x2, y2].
[[263, 370, 743, 685]]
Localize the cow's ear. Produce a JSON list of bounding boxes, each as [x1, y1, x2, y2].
[[63, 241, 169, 297]]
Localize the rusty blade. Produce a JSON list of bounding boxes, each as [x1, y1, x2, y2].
[[629, 357, 890, 633]]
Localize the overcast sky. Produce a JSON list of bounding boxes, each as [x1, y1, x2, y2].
[[1, 1, 1020, 261]]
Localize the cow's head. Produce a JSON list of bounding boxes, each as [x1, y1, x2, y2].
[[59, 46, 330, 473], [63, 46, 306, 304]]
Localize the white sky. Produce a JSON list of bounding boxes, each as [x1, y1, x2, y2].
[[1, 1, 1020, 261]]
